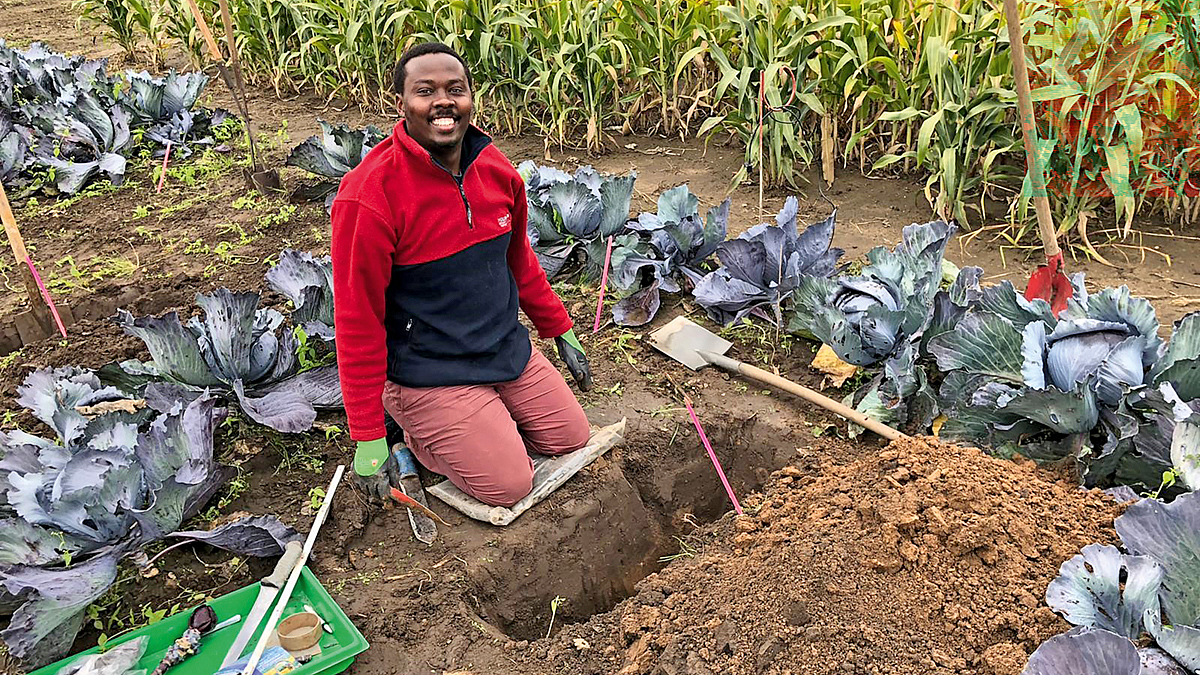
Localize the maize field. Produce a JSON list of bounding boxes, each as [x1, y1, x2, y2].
[[75, 0, 1200, 232]]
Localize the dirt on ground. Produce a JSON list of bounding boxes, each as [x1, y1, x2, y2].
[[521, 436, 1123, 675]]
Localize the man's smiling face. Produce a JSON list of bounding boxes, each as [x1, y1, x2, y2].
[[397, 53, 473, 167]]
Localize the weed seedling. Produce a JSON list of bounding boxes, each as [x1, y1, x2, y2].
[[607, 330, 640, 366], [1146, 469, 1180, 500], [308, 487, 326, 511], [658, 536, 698, 563], [545, 596, 566, 639], [295, 326, 336, 372], [0, 349, 23, 370], [195, 468, 249, 522]]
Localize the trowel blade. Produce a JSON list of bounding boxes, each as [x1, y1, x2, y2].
[[648, 316, 733, 371], [399, 476, 438, 544]]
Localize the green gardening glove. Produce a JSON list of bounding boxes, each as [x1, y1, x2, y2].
[[353, 437, 398, 502], [554, 329, 593, 391]]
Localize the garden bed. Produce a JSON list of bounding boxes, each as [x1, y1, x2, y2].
[[0, 295, 1127, 675]]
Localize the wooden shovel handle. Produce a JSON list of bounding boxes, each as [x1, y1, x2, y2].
[[0, 183, 29, 263], [0, 183, 55, 327], [702, 351, 905, 442], [183, 0, 225, 63], [1002, 0, 1060, 259]]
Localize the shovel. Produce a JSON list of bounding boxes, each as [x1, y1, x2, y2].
[[182, 0, 281, 194], [1003, 0, 1071, 315], [648, 316, 905, 442]]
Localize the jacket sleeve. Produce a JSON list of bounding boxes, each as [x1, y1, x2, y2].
[[331, 198, 397, 441], [507, 174, 574, 339]]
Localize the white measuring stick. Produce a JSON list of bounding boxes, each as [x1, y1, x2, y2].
[[240, 464, 345, 675]]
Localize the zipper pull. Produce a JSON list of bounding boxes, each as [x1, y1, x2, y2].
[[405, 319, 413, 332]]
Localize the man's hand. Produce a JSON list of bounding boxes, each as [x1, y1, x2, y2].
[[555, 329, 593, 391], [353, 437, 399, 502]]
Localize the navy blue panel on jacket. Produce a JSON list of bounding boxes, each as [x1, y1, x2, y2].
[[384, 232, 532, 387]]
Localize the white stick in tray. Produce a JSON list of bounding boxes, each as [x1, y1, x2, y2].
[[240, 464, 345, 675]]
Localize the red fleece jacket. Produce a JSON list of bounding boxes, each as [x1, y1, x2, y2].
[[331, 121, 572, 441]]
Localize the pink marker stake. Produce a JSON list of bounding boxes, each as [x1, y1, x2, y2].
[[25, 259, 67, 338], [156, 141, 172, 193], [592, 235, 614, 334], [684, 395, 743, 516]]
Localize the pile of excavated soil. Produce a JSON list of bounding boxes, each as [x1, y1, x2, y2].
[[534, 436, 1123, 675]]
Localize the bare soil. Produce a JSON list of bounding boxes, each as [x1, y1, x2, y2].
[[0, 5, 1181, 675], [534, 437, 1123, 675]]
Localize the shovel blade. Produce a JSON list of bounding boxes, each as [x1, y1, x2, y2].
[[648, 316, 733, 370], [399, 476, 438, 544], [244, 167, 281, 194], [1024, 253, 1072, 316]]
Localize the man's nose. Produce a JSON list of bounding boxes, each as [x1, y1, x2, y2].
[[434, 91, 454, 107]]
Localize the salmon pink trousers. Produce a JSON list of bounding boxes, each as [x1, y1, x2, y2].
[[382, 344, 591, 508]]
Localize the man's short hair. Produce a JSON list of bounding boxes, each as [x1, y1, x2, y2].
[[393, 42, 472, 95]]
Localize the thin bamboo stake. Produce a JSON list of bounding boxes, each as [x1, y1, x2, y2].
[[240, 465, 345, 675]]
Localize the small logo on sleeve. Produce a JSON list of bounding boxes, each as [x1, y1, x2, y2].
[[499, 213, 512, 229]]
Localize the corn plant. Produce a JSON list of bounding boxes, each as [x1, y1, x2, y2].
[[156, 0, 213, 67], [702, 0, 837, 189], [610, 0, 721, 137], [224, 0, 304, 95], [97, 0, 1196, 232], [528, 0, 634, 151], [1023, 0, 1197, 233], [74, 0, 167, 65], [288, 0, 415, 110]]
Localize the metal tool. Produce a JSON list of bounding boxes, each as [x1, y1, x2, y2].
[[241, 465, 346, 675], [218, 540, 303, 669], [0, 182, 66, 339], [648, 316, 905, 441], [392, 444, 438, 544], [212, 614, 242, 632]]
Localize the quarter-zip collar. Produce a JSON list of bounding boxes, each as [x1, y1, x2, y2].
[[393, 120, 493, 176], [393, 121, 492, 229]]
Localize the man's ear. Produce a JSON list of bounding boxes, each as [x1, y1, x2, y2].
[[395, 94, 404, 119]]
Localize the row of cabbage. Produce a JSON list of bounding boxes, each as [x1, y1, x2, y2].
[[0, 40, 231, 195], [0, 249, 335, 669], [516, 161, 1200, 505], [507, 160, 1200, 674], [284, 123, 1200, 503]]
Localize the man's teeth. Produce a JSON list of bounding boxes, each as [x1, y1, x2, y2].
[[432, 118, 456, 129]]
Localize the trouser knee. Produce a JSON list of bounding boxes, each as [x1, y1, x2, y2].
[[477, 466, 534, 508]]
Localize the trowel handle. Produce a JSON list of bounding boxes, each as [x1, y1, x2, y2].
[[391, 443, 419, 478], [263, 541, 303, 589]]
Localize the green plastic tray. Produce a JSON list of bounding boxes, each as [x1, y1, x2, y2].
[[31, 566, 368, 675]]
